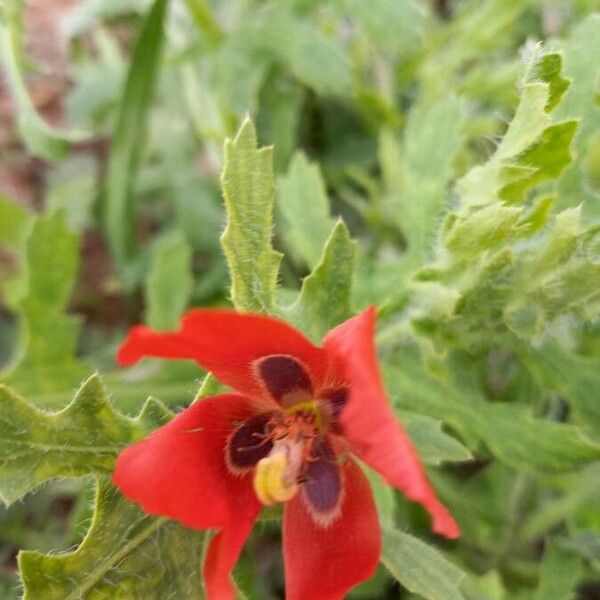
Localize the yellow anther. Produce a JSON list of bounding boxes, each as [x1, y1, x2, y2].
[[253, 452, 299, 505], [287, 400, 323, 428]]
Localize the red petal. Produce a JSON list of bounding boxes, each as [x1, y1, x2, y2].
[[117, 309, 327, 397], [112, 393, 262, 600], [283, 458, 380, 600], [323, 307, 460, 539]]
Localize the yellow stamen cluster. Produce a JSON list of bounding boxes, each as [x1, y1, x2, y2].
[[253, 451, 298, 505], [286, 400, 323, 428], [252, 402, 322, 506]]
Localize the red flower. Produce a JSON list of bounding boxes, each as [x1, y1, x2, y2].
[[113, 307, 459, 600]]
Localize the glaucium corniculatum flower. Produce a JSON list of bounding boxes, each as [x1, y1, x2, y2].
[[112, 307, 459, 600]]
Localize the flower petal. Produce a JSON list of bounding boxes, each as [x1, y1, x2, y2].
[[255, 354, 313, 405], [283, 458, 380, 600], [117, 309, 327, 397], [301, 436, 342, 525], [323, 307, 460, 539], [226, 411, 277, 472], [112, 393, 262, 599]]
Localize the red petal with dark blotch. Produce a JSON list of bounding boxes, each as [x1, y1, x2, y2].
[[255, 354, 314, 405], [117, 309, 327, 398], [283, 458, 380, 600], [323, 307, 460, 539], [112, 393, 262, 600], [226, 411, 276, 472]]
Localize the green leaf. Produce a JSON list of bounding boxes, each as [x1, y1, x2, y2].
[[386, 356, 600, 474], [213, 32, 271, 116], [461, 571, 506, 600], [443, 204, 522, 257], [2, 211, 88, 399], [390, 95, 464, 261], [19, 479, 206, 600], [0, 375, 171, 505], [334, 0, 426, 54], [524, 52, 569, 113], [282, 220, 355, 342], [277, 152, 336, 269], [499, 120, 577, 204], [0, 196, 32, 302], [46, 155, 98, 231], [259, 4, 351, 97], [0, 196, 30, 247], [145, 231, 193, 330], [257, 74, 304, 173], [378, 129, 403, 197], [522, 464, 600, 539], [381, 527, 466, 600], [103, 0, 168, 268], [214, 4, 350, 115], [533, 543, 583, 600], [456, 83, 552, 209], [553, 14, 600, 214], [220, 117, 282, 312], [399, 411, 473, 466], [515, 341, 600, 437], [183, 0, 223, 47], [0, 3, 87, 160]]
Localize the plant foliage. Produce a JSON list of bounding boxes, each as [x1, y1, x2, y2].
[[1, 1, 599, 598]]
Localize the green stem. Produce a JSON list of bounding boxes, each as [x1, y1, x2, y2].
[[183, 0, 224, 47]]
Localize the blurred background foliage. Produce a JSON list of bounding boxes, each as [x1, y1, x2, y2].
[[1, 0, 600, 598]]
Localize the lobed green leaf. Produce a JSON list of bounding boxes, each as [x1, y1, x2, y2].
[[19, 479, 206, 600], [0, 375, 171, 505], [220, 118, 282, 312]]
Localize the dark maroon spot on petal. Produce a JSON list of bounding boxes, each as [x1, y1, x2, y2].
[[227, 412, 275, 472], [319, 387, 348, 418], [255, 355, 313, 405], [301, 437, 342, 520]]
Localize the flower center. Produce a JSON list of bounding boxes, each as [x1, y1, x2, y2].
[[253, 404, 321, 505]]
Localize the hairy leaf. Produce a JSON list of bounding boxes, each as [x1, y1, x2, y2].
[[19, 479, 206, 600], [0, 375, 171, 505], [220, 118, 282, 312]]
